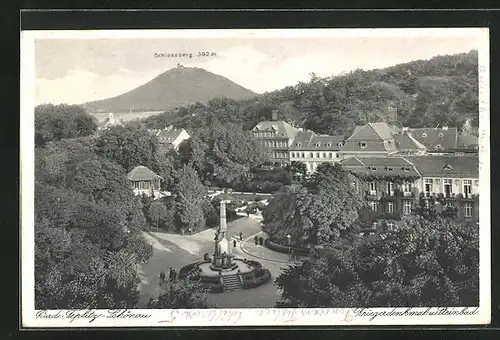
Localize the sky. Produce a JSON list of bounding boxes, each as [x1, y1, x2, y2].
[[34, 29, 485, 105]]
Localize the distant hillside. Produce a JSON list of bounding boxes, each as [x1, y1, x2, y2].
[[139, 50, 479, 136], [83, 66, 257, 113]]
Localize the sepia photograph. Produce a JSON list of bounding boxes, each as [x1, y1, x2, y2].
[[20, 28, 490, 327]]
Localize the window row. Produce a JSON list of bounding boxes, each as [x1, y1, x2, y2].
[[369, 200, 473, 217], [271, 151, 288, 159], [291, 151, 337, 159], [423, 178, 477, 197], [368, 181, 412, 195], [254, 131, 275, 138], [262, 140, 287, 148]]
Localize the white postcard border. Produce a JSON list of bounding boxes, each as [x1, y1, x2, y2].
[[20, 28, 491, 327]]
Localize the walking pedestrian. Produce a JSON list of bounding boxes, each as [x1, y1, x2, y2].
[[160, 271, 166, 283], [168, 267, 173, 282], [259, 236, 264, 246], [233, 239, 237, 247], [254, 235, 259, 246], [172, 269, 177, 281], [239, 232, 243, 241]]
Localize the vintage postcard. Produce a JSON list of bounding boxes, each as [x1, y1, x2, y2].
[[21, 28, 490, 327]]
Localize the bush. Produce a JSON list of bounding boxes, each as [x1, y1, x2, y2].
[[264, 239, 310, 256], [242, 269, 271, 289], [178, 261, 204, 279]]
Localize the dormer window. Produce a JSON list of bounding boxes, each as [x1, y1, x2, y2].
[[443, 164, 453, 171], [360, 142, 367, 148], [387, 167, 394, 171], [338, 142, 344, 147], [369, 166, 376, 171], [438, 132, 444, 137], [327, 143, 332, 147], [297, 143, 302, 147], [421, 133, 427, 138], [315, 143, 321, 147], [436, 144, 442, 150]]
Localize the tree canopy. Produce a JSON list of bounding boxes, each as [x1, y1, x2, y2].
[[262, 163, 366, 246], [35, 135, 153, 309], [177, 120, 267, 187], [142, 51, 478, 136], [275, 217, 479, 308], [35, 104, 97, 146], [172, 164, 208, 233]]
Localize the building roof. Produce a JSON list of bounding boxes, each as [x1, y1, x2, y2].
[[252, 120, 301, 139], [394, 132, 427, 151], [127, 166, 162, 182], [290, 131, 344, 151], [405, 155, 479, 178], [347, 122, 395, 141], [407, 127, 458, 151], [342, 139, 398, 152], [340, 156, 420, 178], [457, 133, 479, 149], [156, 127, 186, 142], [343, 122, 397, 153]]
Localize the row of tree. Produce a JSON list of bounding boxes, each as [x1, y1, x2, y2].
[[263, 164, 479, 307], [139, 50, 478, 137], [35, 104, 228, 309], [35, 119, 153, 308]]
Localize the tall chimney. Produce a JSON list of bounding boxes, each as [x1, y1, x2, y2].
[[271, 110, 278, 121]]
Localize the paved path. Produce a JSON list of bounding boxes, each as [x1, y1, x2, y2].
[[137, 213, 293, 308]]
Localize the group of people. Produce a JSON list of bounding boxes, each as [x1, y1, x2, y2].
[[254, 235, 264, 246], [159, 267, 177, 284]]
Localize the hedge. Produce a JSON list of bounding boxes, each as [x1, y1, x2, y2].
[[264, 239, 310, 256], [178, 261, 205, 279], [201, 282, 224, 293], [241, 269, 271, 289]]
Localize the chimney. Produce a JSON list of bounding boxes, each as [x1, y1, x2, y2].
[[271, 110, 278, 121]]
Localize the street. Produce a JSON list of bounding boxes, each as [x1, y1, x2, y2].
[[137, 214, 292, 308]]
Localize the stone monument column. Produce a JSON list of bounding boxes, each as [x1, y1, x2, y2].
[[219, 200, 231, 255]]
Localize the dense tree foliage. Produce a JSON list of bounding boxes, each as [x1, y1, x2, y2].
[[275, 217, 479, 308], [262, 163, 366, 246], [35, 136, 153, 309], [176, 120, 267, 187], [142, 51, 478, 136], [35, 104, 97, 146], [172, 164, 208, 233]]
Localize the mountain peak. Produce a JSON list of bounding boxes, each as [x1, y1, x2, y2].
[[84, 67, 256, 113]]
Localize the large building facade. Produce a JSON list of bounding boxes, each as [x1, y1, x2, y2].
[[251, 110, 301, 164], [289, 131, 345, 173], [340, 155, 479, 223]]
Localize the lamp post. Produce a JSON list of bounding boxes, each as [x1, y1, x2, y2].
[[287, 234, 291, 262]]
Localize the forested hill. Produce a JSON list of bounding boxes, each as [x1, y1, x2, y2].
[[140, 50, 478, 136], [83, 66, 257, 113]]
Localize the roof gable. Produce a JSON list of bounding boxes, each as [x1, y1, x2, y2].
[[347, 122, 395, 141], [347, 124, 383, 141], [127, 166, 161, 181]]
